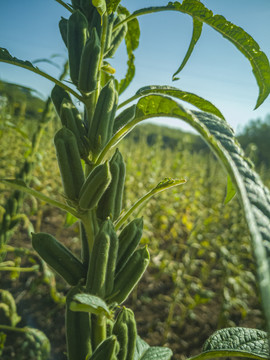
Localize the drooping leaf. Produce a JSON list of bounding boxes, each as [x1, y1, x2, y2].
[[134, 336, 173, 360], [0, 48, 82, 101], [117, 6, 140, 94], [224, 175, 237, 204], [173, 17, 203, 80], [104, 94, 270, 330], [119, 85, 225, 119], [122, 0, 270, 108], [188, 327, 269, 360], [69, 293, 111, 317]]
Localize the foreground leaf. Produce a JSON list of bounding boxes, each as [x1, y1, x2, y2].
[[104, 94, 270, 330], [173, 17, 203, 80], [69, 293, 111, 317], [134, 336, 173, 360], [188, 327, 269, 360], [120, 0, 270, 108]]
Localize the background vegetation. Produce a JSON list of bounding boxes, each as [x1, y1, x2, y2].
[[0, 80, 269, 359]]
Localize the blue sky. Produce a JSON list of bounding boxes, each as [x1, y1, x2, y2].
[[0, 0, 270, 133]]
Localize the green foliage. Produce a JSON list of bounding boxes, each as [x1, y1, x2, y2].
[[1, 1, 270, 360], [238, 114, 270, 168]]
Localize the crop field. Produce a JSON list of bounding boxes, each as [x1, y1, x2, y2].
[[0, 98, 266, 359]]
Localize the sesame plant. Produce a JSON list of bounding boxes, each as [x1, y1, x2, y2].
[[1, 0, 270, 359]]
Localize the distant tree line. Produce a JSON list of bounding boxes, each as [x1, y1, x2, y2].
[[237, 115, 270, 168], [1, 80, 270, 168]]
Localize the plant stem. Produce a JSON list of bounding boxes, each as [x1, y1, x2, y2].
[[0, 266, 39, 272], [0, 325, 26, 333], [1, 180, 79, 218], [91, 314, 107, 350]]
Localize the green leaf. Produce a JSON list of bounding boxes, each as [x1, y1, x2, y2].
[[122, 0, 270, 108], [92, 0, 106, 16], [173, 17, 203, 80], [103, 94, 270, 330], [224, 175, 236, 204], [69, 293, 111, 317], [64, 212, 79, 227], [0, 48, 83, 101], [188, 327, 269, 360], [117, 6, 140, 94], [134, 336, 173, 360], [119, 85, 225, 120]]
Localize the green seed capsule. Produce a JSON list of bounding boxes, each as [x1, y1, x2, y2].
[[88, 79, 117, 154], [86, 219, 118, 297], [79, 161, 112, 210], [67, 10, 88, 85], [87, 335, 119, 360], [51, 85, 72, 118], [54, 127, 85, 202], [113, 307, 137, 360], [107, 246, 150, 304], [60, 99, 90, 160], [78, 27, 101, 94], [66, 287, 92, 360], [116, 217, 143, 274], [105, 15, 127, 59], [97, 149, 125, 222], [59, 17, 68, 47], [32, 232, 86, 286], [86, 230, 110, 297]]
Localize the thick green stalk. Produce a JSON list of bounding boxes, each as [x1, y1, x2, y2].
[[91, 314, 107, 350]]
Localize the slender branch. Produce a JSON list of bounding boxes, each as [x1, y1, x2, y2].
[[117, 94, 140, 109], [94, 115, 147, 165], [0, 325, 26, 333], [1, 180, 79, 218], [113, 6, 173, 32], [115, 178, 186, 230], [0, 57, 84, 102], [55, 0, 73, 12], [0, 265, 39, 272]]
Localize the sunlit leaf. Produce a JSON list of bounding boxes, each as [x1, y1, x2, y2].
[[106, 94, 270, 330], [92, 0, 106, 16], [123, 0, 270, 108], [188, 327, 269, 360], [64, 212, 79, 227], [173, 17, 202, 80], [119, 85, 225, 119], [69, 293, 111, 317]]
